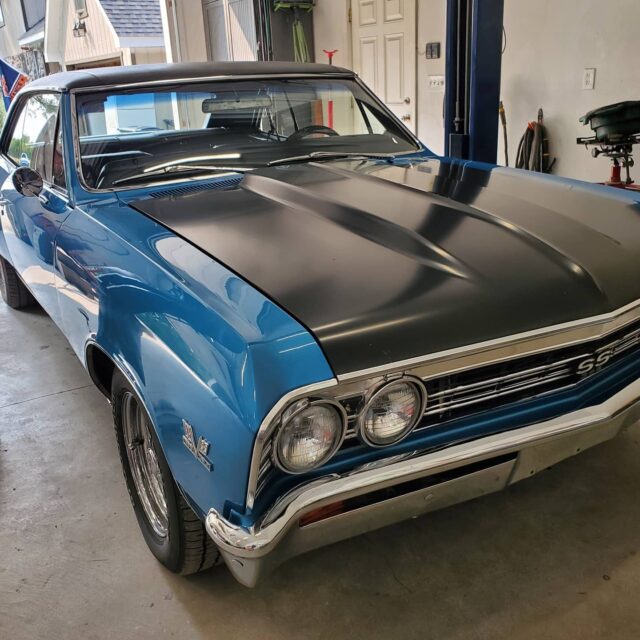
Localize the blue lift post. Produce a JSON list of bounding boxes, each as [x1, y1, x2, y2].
[[444, 0, 505, 164]]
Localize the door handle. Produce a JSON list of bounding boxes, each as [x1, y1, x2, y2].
[[401, 114, 411, 122]]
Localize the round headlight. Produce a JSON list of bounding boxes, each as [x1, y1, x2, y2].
[[360, 379, 424, 446], [275, 400, 346, 474]]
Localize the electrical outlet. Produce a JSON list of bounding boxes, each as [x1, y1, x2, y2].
[[427, 75, 445, 91], [582, 68, 596, 90]]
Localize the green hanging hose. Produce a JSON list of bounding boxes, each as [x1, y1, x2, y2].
[[293, 16, 309, 62], [274, 1, 315, 63]]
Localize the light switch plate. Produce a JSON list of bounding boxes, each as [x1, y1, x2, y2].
[[428, 75, 445, 91], [582, 68, 596, 90]]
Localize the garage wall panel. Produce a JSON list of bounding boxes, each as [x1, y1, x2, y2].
[[500, 0, 640, 181]]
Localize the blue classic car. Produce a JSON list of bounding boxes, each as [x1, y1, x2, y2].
[[2, 62, 640, 586]]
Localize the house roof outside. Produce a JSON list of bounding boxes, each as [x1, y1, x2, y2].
[[99, 0, 163, 38]]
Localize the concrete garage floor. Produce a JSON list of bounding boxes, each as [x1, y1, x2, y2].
[[1, 303, 640, 640]]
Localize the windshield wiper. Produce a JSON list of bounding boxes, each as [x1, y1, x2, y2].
[[267, 151, 401, 167], [112, 163, 248, 186]]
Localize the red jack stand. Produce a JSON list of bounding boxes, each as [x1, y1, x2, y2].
[[603, 155, 640, 192], [322, 49, 338, 129]]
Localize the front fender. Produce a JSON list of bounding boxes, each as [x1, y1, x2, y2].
[[55, 196, 334, 517]]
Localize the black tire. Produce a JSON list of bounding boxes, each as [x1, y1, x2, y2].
[[111, 370, 220, 574], [0, 256, 34, 309]]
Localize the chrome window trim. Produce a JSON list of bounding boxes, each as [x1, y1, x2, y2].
[[68, 72, 357, 94], [246, 296, 640, 510]]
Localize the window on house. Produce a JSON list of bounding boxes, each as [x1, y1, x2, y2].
[[74, 0, 88, 18], [22, 0, 46, 29]]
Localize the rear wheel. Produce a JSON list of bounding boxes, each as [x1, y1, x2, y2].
[[0, 257, 34, 309], [111, 371, 220, 574]]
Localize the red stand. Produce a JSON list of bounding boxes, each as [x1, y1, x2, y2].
[[322, 49, 338, 129], [602, 159, 640, 192]]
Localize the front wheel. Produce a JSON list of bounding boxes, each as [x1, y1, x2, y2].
[[0, 256, 34, 309], [111, 371, 220, 574]]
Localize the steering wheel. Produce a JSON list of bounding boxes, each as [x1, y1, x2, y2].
[[287, 125, 339, 142]]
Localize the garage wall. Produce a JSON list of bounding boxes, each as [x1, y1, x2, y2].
[[312, 1, 351, 69], [416, 0, 446, 154], [500, 0, 640, 182]]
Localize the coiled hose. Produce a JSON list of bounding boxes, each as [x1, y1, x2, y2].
[[515, 108, 556, 173]]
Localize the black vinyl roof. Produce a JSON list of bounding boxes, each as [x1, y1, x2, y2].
[[26, 62, 355, 91]]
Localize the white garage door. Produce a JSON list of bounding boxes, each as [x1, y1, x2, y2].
[[351, 0, 416, 131]]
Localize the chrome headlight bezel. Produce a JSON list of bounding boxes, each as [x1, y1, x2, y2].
[[357, 377, 427, 448], [272, 398, 348, 474]]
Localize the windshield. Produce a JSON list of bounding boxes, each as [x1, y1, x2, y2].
[[75, 78, 420, 189]]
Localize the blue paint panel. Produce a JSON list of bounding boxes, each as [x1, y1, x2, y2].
[[0, 96, 327, 516], [54, 193, 333, 515]]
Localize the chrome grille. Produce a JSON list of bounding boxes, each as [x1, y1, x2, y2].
[[423, 356, 580, 419], [253, 318, 640, 502]]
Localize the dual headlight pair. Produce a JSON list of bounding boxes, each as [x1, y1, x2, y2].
[[274, 378, 426, 474]]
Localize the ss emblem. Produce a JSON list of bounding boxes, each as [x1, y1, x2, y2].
[[576, 348, 614, 376], [182, 419, 213, 471]]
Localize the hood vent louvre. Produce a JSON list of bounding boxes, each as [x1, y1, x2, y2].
[[150, 175, 243, 199]]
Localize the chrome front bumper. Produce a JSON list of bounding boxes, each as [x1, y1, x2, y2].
[[206, 377, 640, 587]]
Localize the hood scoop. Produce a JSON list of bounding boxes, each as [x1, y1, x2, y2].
[[242, 172, 473, 280], [150, 174, 243, 200]]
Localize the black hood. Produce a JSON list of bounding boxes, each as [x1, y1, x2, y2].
[[130, 158, 640, 376]]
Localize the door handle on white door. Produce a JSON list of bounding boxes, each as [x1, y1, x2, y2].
[[401, 114, 411, 122], [404, 97, 411, 104]]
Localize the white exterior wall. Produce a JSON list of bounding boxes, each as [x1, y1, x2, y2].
[[0, 0, 27, 57], [159, 0, 208, 63], [132, 46, 166, 65], [62, 0, 121, 67]]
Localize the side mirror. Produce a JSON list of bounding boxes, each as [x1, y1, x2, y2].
[[12, 166, 44, 198]]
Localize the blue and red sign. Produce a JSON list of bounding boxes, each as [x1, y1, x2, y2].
[[0, 59, 29, 110]]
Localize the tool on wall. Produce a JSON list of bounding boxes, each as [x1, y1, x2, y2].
[[499, 100, 508, 166], [577, 101, 640, 192], [273, 1, 316, 63], [515, 108, 555, 173]]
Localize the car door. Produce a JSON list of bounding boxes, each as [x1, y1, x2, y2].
[[0, 92, 73, 325]]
